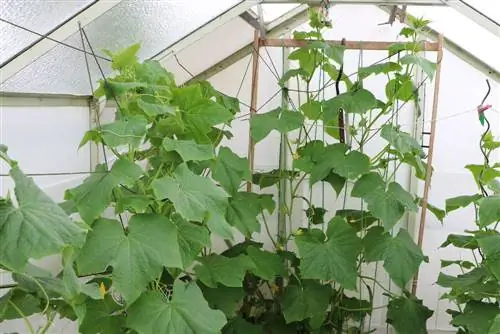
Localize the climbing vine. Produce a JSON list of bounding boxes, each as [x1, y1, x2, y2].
[[437, 99, 500, 333], [0, 9, 439, 334]]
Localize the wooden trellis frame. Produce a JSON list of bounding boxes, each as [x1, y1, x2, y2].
[[245, 30, 444, 295]]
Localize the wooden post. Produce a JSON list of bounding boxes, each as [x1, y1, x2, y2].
[[411, 34, 444, 295], [247, 30, 260, 192]]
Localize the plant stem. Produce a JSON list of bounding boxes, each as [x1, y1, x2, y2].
[[8, 300, 35, 334], [359, 275, 397, 297]]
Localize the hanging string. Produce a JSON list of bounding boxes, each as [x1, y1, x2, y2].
[[79, 26, 130, 230], [0, 17, 111, 69]]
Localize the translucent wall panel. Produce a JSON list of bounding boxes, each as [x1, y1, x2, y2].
[[0, 0, 94, 64], [408, 6, 500, 73], [0, 0, 243, 95]]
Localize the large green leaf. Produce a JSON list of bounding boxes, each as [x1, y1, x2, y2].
[[309, 144, 370, 184], [65, 158, 143, 223], [77, 214, 209, 303], [137, 97, 177, 117], [381, 124, 423, 156], [336, 209, 378, 231], [79, 295, 126, 334], [446, 194, 481, 213], [352, 172, 417, 230], [363, 226, 391, 262], [135, 60, 175, 87], [280, 280, 331, 323], [174, 84, 233, 135], [323, 89, 377, 116], [152, 163, 232, 239], [194, 254, 252, 288], [477, 234, 500, 279], [440, 234, 478, 249], [466, 164, 500, 187], [279, 68, 310, 87], [163, 138, 214, 162], [212, 147, 250, 195], [104, 43, 140, 70], [400, 54, 437, 80], [437, 267, 499, 301], [383, 230, 427, 289], [226, 192, 274, 237], [100, 115, 148, 148], [0, 167, 86, 271], [0, 289, 41, 321], [451, 301, 500, 334], [250, 108, 304, 142], [363, 227, 426, 288], [200, 285, 244, 318], [295, 217, 361, 290], [386, 295, 433, 334], [127, 280, 227, 334], [479, 196, 500, 227], [386, 77, 415, 102], [300, 100, 323, 120], [358, 62, 402, 79], [246, 246, 287, 280], [252, 169, 299, 189]]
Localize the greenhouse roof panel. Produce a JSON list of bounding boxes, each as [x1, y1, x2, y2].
[[458, 0, 500, 26], [0, 0, 247, 95], [0, 0, 95, 64], [408, 5, 500, 73]]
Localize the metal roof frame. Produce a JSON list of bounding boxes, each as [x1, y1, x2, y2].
[[1, 0, 499, 96], [0, 0, 124, 85]]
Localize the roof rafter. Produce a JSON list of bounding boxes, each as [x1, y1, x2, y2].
[[184, 4, 310, 85], [152, 1, 256, 63], [0, 0, 124, 85], [442, 0, 500, 38]]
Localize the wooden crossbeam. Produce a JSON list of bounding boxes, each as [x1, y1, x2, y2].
[[260, 38, 440, 51]]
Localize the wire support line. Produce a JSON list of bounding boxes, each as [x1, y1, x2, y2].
[[0, 17, 111, 68]]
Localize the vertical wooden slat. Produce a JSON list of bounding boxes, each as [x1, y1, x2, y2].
[[411, 34, 444, 295], [247, 30, 261, 192]]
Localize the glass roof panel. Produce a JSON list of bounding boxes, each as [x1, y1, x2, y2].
[[261, 4, 301, 23], [0, 0, 94, 64], [461, 0, 500, 24], [0, 0, 243, 95], [408, 6, 500, 73]]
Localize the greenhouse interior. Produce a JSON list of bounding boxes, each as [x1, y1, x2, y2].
[[1, 0, 500, 333]]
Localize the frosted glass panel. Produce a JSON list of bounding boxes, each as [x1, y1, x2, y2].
[[0, 0, 243, 95], [462, 0, 500, 24], [0, 0, 93, 64], [261, 4, 301, 22], [409, 6, 500, 72]]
